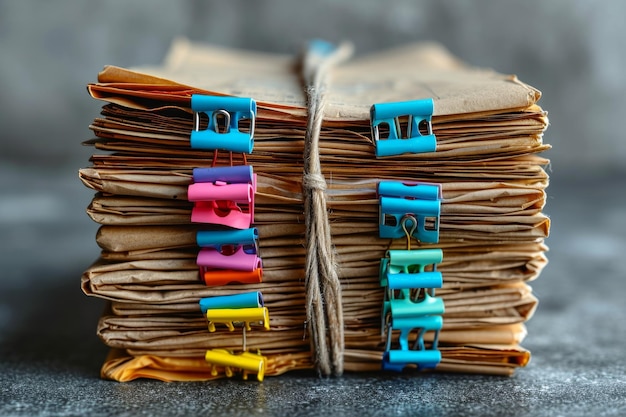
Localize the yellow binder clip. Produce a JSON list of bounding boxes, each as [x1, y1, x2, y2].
[[204, 349, 267, 381], [205, 307, 270, 332]]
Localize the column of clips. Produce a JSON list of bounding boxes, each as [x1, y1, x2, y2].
[[371, 98, 444, 372], [378, 181, 444, 371], [188, 95, 270, 381]]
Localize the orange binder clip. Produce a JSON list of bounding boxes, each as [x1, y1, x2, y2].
[[203, 268, 263, 286]]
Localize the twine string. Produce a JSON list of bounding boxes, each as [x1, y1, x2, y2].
[[301, 40, 353, 376]]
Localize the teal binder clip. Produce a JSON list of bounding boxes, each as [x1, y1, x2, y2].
[[191, 95, 257, 153], [370, 98, 436, 157], [199, 291, 264, 315], [384, 291, 445, 320], [381, 249, 444, 289], [380, 249, 445, 333], [381, 264, 444, 324], [196, 228, 259, 254], [378, 181, 442, 243]]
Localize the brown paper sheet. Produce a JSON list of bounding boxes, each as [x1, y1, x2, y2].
[[79, 39, 551, 380], [100, 343, 529, 382], [91, 38, 541, 120]]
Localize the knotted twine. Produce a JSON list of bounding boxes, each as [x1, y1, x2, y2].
[[301, 40, 354, 376]]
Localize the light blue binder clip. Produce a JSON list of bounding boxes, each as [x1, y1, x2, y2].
[[384, 270, 442, 291], [196, 228, 259, 254], [199, 291, 264, 315], [378, 181, 441, 202], [370, 98, 436, 157], [382, 349, 442, 372], [378, 181, 442, 243], [382, 314, 442, 372], [191, 95, 257, 153]]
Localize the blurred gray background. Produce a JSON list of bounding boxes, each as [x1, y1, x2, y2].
[[2, 0, 625, 172], [1, 1, 625, 416]]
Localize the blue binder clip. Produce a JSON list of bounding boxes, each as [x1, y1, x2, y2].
[[199, 291, 270, 333], [193, 165, 254, 185], [370, 98, 436, 157], [378, 181, 442, 243], [382, 349, 442, 372], [196, 228, 259, 254], [191, 95, 257, 153], [199, 291, 264, 315]]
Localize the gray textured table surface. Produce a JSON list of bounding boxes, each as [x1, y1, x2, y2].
[[1, 167, 625, 417]]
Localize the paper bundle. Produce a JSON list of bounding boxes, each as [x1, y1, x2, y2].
[[79, 38, 550, 381]]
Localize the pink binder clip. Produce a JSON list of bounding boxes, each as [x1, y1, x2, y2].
[[187, 174, 257, 229], [197, 246, 262, 272], [188, 182, 254, 203]]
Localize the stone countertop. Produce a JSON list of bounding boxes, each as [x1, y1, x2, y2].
[[0, 167, 624, 417]]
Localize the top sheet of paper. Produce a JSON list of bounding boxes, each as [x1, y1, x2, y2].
[[100, 38, 541, 121]]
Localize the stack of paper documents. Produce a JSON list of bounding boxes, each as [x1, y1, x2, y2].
[[79, 38, 550, 381]]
